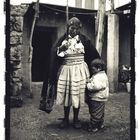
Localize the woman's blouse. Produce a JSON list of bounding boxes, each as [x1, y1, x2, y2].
[[57, 35, 85, 57]]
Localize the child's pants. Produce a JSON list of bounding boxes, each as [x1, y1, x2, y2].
[[88, 100, 105, 127]]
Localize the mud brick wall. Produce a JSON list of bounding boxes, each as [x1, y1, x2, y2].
[[10, 5, 29, 98]]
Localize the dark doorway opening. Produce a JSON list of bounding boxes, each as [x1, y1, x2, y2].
[[32, 27, 56, 82], [119, 15, 131, 66]]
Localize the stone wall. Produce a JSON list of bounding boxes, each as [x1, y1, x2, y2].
[[10, 4, 29, 107]]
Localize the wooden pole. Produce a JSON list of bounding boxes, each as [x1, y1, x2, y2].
[[107, 14, 119, 92], [107, 0, 119, 92], [95, 0, 106, 56], [28, 0, 40, 97], [66, 0, 69, 22], [29, 0, 40, 63], [66, 0, 69, 39], [110, 0, 115, 13]]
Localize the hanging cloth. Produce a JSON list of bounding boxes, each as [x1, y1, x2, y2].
[[39, 83, 56, 113]]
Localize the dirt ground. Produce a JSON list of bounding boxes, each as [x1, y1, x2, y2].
[[10, 83, 132, 140]]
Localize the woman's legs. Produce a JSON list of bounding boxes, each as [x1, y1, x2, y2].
[[73, 107, 79, 122], [59, 106, 70, 129], [64, 106, 71, 121], [59, 106, 82, 129], [73, 107, 82, 129]]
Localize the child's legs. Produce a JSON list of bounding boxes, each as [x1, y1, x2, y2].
[[88, 100, 105, 127]]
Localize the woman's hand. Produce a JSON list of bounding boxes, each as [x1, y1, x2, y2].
[[59, 40, 70, 51]]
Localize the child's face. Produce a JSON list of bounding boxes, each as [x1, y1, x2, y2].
[[91, 66, 101, 74]]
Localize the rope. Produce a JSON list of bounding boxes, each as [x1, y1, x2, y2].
[[41, 4, 96, 15]]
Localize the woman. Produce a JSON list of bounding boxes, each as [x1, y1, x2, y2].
[[40, 17, 100, 129]]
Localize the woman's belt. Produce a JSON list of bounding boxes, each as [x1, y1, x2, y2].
[[63, 54, 84, 65]]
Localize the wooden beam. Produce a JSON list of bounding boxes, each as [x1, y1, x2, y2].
[[95, 0, 106, 56], [110, 0, 115, 12], [28, 0, 40, 97], [107, 14, 119, 92]]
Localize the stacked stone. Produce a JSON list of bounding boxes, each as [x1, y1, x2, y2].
[[10, 5, 29, 107]]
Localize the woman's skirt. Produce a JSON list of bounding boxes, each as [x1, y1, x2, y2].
[[56, 54, 90, 108]]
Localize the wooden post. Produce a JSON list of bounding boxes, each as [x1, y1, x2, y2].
[[66, 0, 69, 22], [107, 14, 119, 93], [110, 0, 115, 13], [28, 0, 40, 97], [95, 0, 106, 56]]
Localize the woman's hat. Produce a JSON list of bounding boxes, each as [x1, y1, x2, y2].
[[67, 17, 82, 28]]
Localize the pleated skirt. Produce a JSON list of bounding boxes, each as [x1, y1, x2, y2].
[[56, 54, 90, 108]]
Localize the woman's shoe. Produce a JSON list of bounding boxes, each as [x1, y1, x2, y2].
[[73, 120, 82, 129], [58, 119, 69, 129]]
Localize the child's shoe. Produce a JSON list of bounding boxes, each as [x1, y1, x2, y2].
[[86, 123, 104, 132], [98, 124, 104, 129]]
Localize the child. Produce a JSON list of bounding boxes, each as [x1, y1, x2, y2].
[[86, 59, 109, 132]]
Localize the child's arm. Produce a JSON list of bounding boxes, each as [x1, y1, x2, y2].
[[87, 82, 94, 92], [87, 77, 106, 92]]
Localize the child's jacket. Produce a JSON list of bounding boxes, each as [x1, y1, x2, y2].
[[87, 71, 109, 102]]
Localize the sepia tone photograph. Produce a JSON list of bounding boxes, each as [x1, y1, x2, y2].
[[6, 0, 135, 139]]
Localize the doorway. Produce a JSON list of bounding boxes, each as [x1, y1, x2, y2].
[[32, 27, 57, 82]]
